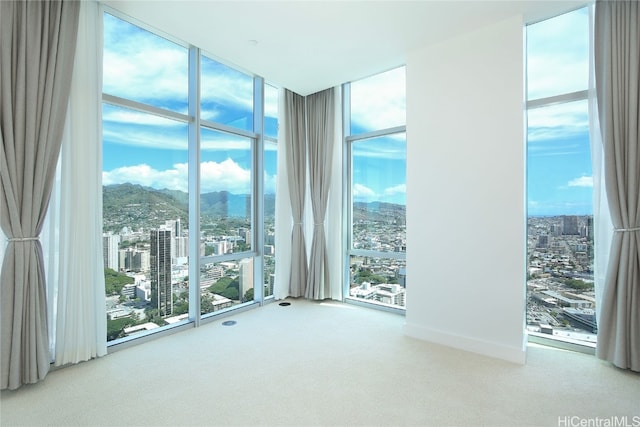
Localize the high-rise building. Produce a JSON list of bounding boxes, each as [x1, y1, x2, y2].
[[268, 273, 275, 296], [119, 249, 131, 271], [562, 215, 579, 235], [150, 228, 173, 317], [120, 248, 151, 272], [585, 216, 593, 238], [210, 240, 231, 255], [537, 235, 549, 249], [175, 236, 188, 259], [239, 258, 254, 302], [164, 218, 181, 262], [103, 232, 120, 270], [134, 250, 151, 272]]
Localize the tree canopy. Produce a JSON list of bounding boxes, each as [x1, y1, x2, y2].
[[105, 268, 134, 296]]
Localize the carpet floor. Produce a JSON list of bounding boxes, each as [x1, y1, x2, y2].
[[1, 299, 638, 426]]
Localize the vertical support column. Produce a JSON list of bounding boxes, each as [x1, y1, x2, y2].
[[188, 46, 201, 325], [253, 77, 265, 304]]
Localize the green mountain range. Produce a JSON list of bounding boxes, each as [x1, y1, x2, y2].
[[103, 183, 404, 233]]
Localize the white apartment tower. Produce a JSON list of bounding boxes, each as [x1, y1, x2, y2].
[[239, 258, 254, 302], [103, 232, 120, 271]]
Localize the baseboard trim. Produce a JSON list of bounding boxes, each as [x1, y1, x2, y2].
[[403, 322, 526, 365]]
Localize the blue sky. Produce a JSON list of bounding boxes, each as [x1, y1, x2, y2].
[[103, 7, 592, 214], [102, 12, 406, 204], [526, 7, 591, 216], [349, 67, 406, 205], [102, 12, 278, 196]]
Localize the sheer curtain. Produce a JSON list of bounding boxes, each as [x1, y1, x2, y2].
[[326, 86, 343, 300], [274, 87, 343, 301], [274, 90, 292, 300], [280, 90, 309, 298], [588, 5, 612, 340], [50, 0, 107, 366], [0, 0, 80, 390], [593, 0, 640, 372], [305, 88, 335, 299]]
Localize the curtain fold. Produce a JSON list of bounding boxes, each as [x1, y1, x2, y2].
[[594, 0, 640, 372], [273, 89, 291, 300], [588, 30, 613, 332], [0, 0, 80, 390], [53, 0, 107, 365], [305, 88, 335, 300], [326, 86, 344, 301], [283, 90, 308, 297]]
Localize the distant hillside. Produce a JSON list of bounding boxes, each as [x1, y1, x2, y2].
[[103, 183, 404, 233], [103, 183, 276, 232], [200, 191, 250, 219], [103, 183, 188, 232], [353, 201, 405, 222]]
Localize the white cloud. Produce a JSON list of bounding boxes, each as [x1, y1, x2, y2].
[[103, 126, 188, 150], [103, 159, 253, 194], [104, 14, 258, 117], [352, 136, 406, 160], [200, 159, 251, 194], [567, 175, 593, 187], [264, 142, 278, 152], [200, 66, 253, 114], [527, 100, 589, 145], [526, 8, 589, 99], [103, 164, 186, 191], [353, 183, 376, 200], [350, 67, 405, 133], [352, 182, 406, 204], [103, 108, 186, 126], [383, 184, 406, 197], [103, 111, 253, 151], [103, 31, 189, 104], [528, 199, 593, 215]]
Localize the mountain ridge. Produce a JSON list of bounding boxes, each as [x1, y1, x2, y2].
[[103, 183, 404, 232]]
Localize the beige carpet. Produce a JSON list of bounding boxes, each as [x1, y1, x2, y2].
[[1, 299, 638, 427]]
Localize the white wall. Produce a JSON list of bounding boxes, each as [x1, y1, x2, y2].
[[404, 15, 527, 364]]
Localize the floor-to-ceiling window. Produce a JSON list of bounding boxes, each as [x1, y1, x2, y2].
[[526, 6, 595, 348], [102, 11, 276, 343], [198, 55, 256, 317], [344, 67, 407, 310]]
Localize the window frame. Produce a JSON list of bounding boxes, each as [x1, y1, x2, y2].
[[102, 7, 274, 347], [342, 69, 407, 314], [524, 5, 595, 354]]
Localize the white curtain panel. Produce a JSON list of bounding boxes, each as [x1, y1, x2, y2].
[[45, 0, 107, 365], [588, 6, 613, 327], [274, 89, 293, 300], [326, 86, 343, 300], [305, 88, 335, 300], [590, 91, 614, 327]]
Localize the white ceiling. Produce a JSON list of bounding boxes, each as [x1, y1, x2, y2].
[[101, 0, 587, 96]]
